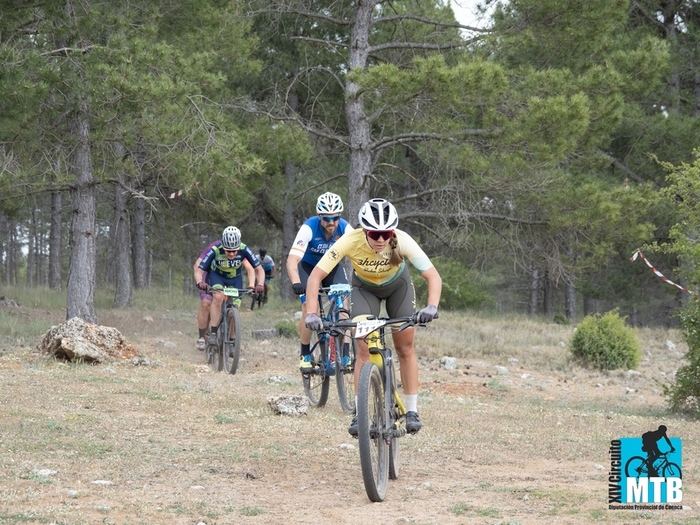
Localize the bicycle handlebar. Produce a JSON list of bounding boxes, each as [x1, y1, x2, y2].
[[320, 314, 430, 335]]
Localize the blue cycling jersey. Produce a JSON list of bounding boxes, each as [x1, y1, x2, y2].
[[300, 216, 350, 266]]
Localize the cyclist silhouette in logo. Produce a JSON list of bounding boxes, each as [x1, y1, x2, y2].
[[641, 425, 674, 476]]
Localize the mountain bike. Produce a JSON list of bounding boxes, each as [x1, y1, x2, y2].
[[322, 314, 426, 502], [205, 285, 252, 374], [301, 284, 355, 412], [625, 451, 682, 479]]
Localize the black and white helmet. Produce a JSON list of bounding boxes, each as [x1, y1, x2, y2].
[[221, 226, 241, 250], [358, 198, 399, 230], [316, 192, 344, 214]]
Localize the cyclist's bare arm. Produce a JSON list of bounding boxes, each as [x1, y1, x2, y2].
[[254, 264, 265, 288], [420, 266, 442, 307], [305, 266, 329, 315], [242, 259, 255, 289], [286, 253, 302, 284], [194, 264, 206, 286]]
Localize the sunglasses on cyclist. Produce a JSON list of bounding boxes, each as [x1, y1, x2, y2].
[[365, 230, 394, 241], [223, 248, 238, 254], [320, 215, 340, 223]]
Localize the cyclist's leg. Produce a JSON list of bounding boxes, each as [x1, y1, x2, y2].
[[297, 262, 314, 367], [328, 266, 352, 360], [385, 267, 421, 432], [196, 288, 212, 350], [207, 273, 230, 334], [350, 276, 382, 389]]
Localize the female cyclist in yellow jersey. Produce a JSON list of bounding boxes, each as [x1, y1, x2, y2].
[[305, 198, 442, 435]]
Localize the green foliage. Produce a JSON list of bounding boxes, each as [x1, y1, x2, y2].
[[665, 299, 700, 416], [413, 257, 492, 310], [275, 320, 297, 339], [569, 310, 641, 370]]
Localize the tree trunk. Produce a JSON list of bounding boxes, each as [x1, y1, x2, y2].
[[49, 190, 63, 289], [583, 295, 596, 316], [282, 159, 298, 300], [112, 144, 132, 307], [8, 220, 18, 285], [564, 278, 576, 321], [344, 0, 377, 220], [131, 195, 147, 288], [0, 213, 6, 284], [26, 206, 36, 287], [66, 97, 97, 323], [528, 268, 540, 315], [694, 68, 700, 117], [543, 270, 552, 317]]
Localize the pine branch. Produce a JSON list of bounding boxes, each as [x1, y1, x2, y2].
[[375, 14, 492, 33], [371, 129, 497, 152], [402, 210, 548, 226], [368, 41, 466, 53]]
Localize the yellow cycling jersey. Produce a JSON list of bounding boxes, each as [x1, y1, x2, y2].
[[316, 228, 433, 286]]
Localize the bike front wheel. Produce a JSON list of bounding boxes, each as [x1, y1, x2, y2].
[[358, 363, 388, 502], [334, 335, 356, 414], [625, 456, 648, 478], [302, 333, 329, 407], [223, 306, 241, 375]]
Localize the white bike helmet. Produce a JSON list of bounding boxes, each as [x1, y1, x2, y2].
[[358, 198, 399, 230], [221, 226, 241, 250], [316, 192, 344, 214]]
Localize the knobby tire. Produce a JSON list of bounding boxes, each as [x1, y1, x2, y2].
[[358, 363, 388, 502], [224, 306, 241, 375], [303, 332, 329, 407], [334, 335, 356, 414]]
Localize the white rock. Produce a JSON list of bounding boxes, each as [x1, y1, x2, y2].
[[293, 311, 302, 321], [494, 365, 509, 375], [190, 485, 205, 490], [665, 340, 677, 352], [33, 468, 57, 478], [67, 490, 79, 498], [440, 356, 457, 370], [91, 480, 113, 486], [339, 443, 355, 450]]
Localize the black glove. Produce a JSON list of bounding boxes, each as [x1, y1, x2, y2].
[[292, 282, 305, 295], [254, 283, 264, 294], [196, 281, 208, 291], [417, 304, 438, 323], [305, 313, 323, 331]]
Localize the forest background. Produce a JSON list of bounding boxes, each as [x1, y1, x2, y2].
[[1, 0, 700, 327]]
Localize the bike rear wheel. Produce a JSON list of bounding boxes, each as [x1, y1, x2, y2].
[[335, 335, 356, 413], [223, 306, 241, 375], [302, 333, 329, 407], [358, 363, 388, 502]]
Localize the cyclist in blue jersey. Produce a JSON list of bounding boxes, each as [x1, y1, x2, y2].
[[259, 248, 275, 303], [286, 192, 352, 371], [194, 226, 265, 346]]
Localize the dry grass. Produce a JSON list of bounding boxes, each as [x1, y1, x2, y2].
[[0, 295, 698, 524]]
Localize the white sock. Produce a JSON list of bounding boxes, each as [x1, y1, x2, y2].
[[403, 394, 418, 413]]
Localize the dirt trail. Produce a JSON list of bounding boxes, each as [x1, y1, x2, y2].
[[0, 307, 698, 524]]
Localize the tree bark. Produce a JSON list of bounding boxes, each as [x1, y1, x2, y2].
[[694, 69, 700, 117], [66, 97, 97, 322], [344, 0, 377, 220], [26, 205, 36, 287], [281, 90, 300, 300], [0, 213, 6, 284], [112, 144, 132, 306], [131, 195, 147, 288], [564, 278, 576, 321], [528, 268, 540, 315], [543, 270, 552, 317], [49, 190, 63, 289]]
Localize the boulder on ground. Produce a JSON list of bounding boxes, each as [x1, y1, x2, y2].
[[268, 394, 309, 416], [37, 317, 138, 363]]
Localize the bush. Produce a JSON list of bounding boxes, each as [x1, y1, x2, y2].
[[275, 320, 297, 339], [569, 310, 640, 370], [665, 299, 700, 416], [413, 256, 492, 310]]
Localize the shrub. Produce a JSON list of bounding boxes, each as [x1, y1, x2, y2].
[[569, 310, 640, 370], [665, 299, 700, 416], [275, 320, 297, 339]]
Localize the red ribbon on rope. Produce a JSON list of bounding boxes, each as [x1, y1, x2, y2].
[[630, 249, 693, 295]]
